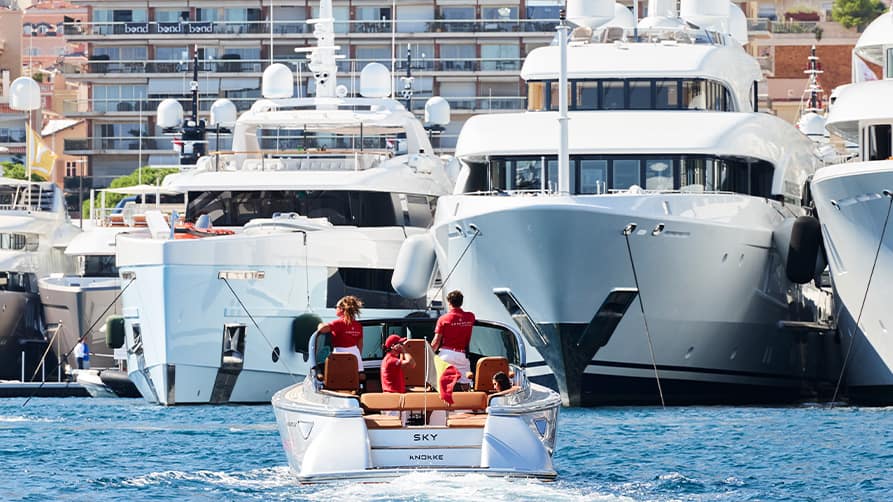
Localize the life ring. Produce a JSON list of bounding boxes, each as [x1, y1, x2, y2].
[[173, 222, 236, 239]]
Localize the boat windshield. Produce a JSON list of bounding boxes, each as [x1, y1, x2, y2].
[[186, 190, 436, 228], [462, 154, 775, 197]]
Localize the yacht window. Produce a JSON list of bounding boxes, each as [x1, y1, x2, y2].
[[468, 324, 520, 366], [612, 159, 640, 189], [0, 233, 28, 250], [601, 81, 625, 109], [527, 81, 547, 111], [681, 157, 712, 191], [82, 256, 118, 277], [512, 158, 545, 190], [867, 124, 892, 161], [750, 162, 774, 197], [574, 81, 599, 110], [888, 49, 893, 79], [645, 159, 674, 190], [655, 80, 680, 109], [628, 81, 652, 110], [548, 81, 570, 110], [683, 80, 706, 109], [579, 159, 608, 194]]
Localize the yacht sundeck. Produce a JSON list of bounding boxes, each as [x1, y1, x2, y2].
[[0, 178, 79, 380], [394, 0, 836, 406], [116, 1, 454, 405], [272, 315, 560, 482], [810, 8, 893, 405]]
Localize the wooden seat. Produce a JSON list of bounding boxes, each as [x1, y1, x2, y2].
[[323, 352, 359, 394], [360, 392, 403, 412], [363, 414, 403, 429], [402, 391, 488, 411], [447, 413, 489, 428], [402, 339, 431, 391], [474, 356, 510, 393]]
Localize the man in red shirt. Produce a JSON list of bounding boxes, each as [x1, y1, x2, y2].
[[381, 334, 415, 393], [433, 290, 476, 389]]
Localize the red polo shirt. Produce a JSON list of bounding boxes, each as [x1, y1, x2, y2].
[[381, 352, 406, 393], [328, 317, 363, 348], [435, 308, 475, 352]]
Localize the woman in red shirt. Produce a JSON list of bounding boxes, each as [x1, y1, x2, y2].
[[317, 295, 365, 372]]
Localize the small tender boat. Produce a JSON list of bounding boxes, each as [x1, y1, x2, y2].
[[272, 316, 561, 483]]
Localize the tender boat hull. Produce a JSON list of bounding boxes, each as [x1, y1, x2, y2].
[[272, 381, 559, 482], [431, 193, 838, 406], [811, 161, 893, 405], [0, 290, 57, 381]]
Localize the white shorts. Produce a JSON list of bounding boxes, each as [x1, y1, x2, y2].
[[333, 346, 364, 372], [439, 349, 471, 384]]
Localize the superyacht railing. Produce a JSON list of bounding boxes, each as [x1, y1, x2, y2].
[[63, 18, 560, 37]]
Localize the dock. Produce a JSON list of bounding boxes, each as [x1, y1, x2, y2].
[[0, 381, 90, 398]]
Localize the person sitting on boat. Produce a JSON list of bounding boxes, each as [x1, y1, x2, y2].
[[74, 339, 90, 370], [492, 371, 512, 393], [317, 295, 365, 374], [433, 290, 475, 391], [381, 334, 416, 393]]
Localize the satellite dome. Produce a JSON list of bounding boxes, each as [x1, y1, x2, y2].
[[262, 63, 294, 99], [360, 63, 390, 98], [210, 99, 237, 128], [157, 99, 184, 129], [9, 77, 41, 111]]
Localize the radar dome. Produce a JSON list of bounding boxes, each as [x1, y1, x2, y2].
[[797, 112, 827, 139], [360, 63, 391, 98], [210, 99, 237, 128], [567, 0, 615, 29], [424, 97, 451, 128], [728, 3, 748, 45], [157, 99, 184, 129], [606, 3, 636, 28], [335, 84, 349, 98], [250, 99, 279, 113], [9, 77, 41, 111], [262, 63, 294, 99]]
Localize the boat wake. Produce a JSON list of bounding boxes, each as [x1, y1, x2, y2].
[[121, 466, 296, 490]]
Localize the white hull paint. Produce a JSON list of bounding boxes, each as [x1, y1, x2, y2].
[[812, 161, 893, 404], [119, 229, 425, 405], [432, 192, 836, 405]]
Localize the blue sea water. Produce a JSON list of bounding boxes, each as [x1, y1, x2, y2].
[[1, 398, 891, 501]]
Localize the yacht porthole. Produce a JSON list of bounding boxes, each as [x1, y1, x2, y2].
[[272, 346, 281, 362]]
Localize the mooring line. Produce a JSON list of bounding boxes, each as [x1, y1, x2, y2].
[[427, 226, 481, 309], [623, 222, 666, 408], [220, 277, 301, 382], [830, 192, 893, 407], [22, 277, 136, 407]]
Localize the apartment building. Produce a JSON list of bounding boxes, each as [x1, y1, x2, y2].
[[61, 0, 563, 187], [0, 6, 25, 165]]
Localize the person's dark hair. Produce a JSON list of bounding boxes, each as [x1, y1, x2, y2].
[[492, 371, 511, 392], [446, 290, 464, 308], [337, 295, 363, 322]]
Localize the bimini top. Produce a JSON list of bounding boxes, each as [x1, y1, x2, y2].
[[825, 80, 893, 143], [455, 110, 817, 199], [854, 9, 893, 66]]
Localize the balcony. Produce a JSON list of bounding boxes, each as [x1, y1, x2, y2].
[[63, 17, 559, 39], [64, 136, 173, 155], [63, 97, 258, 116]]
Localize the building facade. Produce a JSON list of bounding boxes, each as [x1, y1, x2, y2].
[[0, 5, 25, 165], [62, 0, 563, 188]]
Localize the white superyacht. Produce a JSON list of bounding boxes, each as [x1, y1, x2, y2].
[[395, 0, 835, 405], [116, 2, 453, 405], [810, 8, 893, 405]]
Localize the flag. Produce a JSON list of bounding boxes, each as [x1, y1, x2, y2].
[[439, 365, 461, 405], [854, 57, 878, 83], [27, 126, 57, 180]]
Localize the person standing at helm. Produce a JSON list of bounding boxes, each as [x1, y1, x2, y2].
[[318, 295, 365, 373], [432, 290, 475, 390]]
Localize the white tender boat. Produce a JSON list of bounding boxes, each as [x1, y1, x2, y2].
[[810, 8, 893, 405], [394, 0, 836, 406], [272, 315, 561, 482], [117, 1, 454, 405]]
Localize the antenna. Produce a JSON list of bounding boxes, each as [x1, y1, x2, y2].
[[400, 43, 414, 109]]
